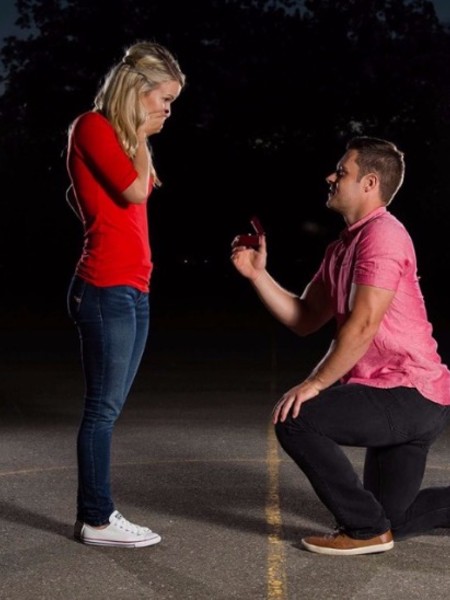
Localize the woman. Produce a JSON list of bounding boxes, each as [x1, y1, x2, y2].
[[66, 41, 185, 548]]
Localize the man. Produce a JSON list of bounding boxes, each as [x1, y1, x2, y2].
[[231, 137, 450, 556]]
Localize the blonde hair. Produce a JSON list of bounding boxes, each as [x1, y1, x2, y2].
[[94, 41, 185, 184]]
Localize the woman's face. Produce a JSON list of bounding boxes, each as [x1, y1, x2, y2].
[[140, 80, 182, 136]]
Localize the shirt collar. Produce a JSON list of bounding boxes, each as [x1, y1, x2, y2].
[[341, 206, 387, 241]]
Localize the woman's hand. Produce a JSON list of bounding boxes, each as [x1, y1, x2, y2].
[[138, 110, 168, 140]]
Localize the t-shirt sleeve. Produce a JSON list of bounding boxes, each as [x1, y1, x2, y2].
[[353, 219, 414, 291], [71, 112, 138, 195], [310, 241, 337, 285]]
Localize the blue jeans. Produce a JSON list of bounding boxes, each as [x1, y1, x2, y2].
[[275, 384, 450, 539], [67, 276, 149, 526]]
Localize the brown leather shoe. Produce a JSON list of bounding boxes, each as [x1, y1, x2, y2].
[[301, 529, 394, 556]]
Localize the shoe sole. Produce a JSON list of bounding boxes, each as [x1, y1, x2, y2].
[[75, 534, 162, 548], [301, 539, 394, 556]]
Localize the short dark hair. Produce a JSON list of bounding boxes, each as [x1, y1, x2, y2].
[[346, 136, 405, 204]]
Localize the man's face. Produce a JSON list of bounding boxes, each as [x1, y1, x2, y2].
[[325, 149, 364, 215]]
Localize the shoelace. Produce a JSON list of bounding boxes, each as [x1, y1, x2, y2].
[[113, 512, 150, 535]]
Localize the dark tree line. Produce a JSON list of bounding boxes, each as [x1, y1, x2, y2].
[[1, 0, 450, 320]]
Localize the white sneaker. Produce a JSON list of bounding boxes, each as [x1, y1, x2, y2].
[[74, 510, 162, 548]]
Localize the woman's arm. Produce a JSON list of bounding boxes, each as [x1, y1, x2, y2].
[[66, 184, 83, 221]]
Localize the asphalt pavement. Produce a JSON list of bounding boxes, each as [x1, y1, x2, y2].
[[2, 298, 450, 600]]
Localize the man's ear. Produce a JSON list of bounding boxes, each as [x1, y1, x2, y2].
[[363, 173, 378, 192]]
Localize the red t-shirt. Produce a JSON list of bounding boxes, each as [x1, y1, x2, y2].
[[67, 111, 153, 292]]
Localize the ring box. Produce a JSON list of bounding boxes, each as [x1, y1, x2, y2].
[[235, 216, 265, 247]]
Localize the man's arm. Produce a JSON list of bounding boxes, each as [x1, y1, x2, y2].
[[251, 270, 333, 336], [273, 283, 396, 422], [231, 234, 333, 336], [310, 283, 395, 388]]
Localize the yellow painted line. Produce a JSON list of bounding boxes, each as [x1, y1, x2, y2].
[[266, 420, 287, 600]]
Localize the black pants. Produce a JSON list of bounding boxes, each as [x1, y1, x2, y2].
[[275, 384, 450, 539]]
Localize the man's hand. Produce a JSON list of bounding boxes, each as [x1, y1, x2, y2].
[[272, 379, 322, 424], [230, 233, 267, 282]]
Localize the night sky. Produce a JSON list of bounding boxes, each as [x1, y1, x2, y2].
[[1, 1, 450, 341], [0, 1, 449, 41]]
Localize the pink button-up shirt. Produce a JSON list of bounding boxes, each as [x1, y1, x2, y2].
[[311, 207, 450, 405]]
